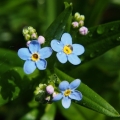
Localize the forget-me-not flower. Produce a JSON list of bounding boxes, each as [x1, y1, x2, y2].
[[52, 79, 82, 109], [18, 40, 52, 74], [51, 33, 85, 65]]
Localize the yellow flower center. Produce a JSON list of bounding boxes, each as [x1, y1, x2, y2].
[[63, 45, 73, 54], [64, 89, 71, 97], [31, 53, 40, 61]]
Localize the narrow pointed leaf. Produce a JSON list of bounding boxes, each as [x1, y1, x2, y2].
[[54, 67, 120, 117], [41, 104, 56, 120], [44, 4, 72, 45], [20, 109, 39, 120]]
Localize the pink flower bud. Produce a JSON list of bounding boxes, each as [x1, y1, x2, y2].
[[46, 85, 54, 94], [38, 36, 45, 44], [72, 22, 79, 28], [52, 92, 58, 98], [45, 96, 51, 101], [31, 33, 37, 39], [26, 41, 31, 47], [79, 26, 88, 35]]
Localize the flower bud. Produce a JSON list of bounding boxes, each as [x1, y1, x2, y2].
[[45, 96, 51, 101], [74, 12, 81, 21], [39, 84, 47, 89], [80, 15, 85, 21], [79, 20, 84, 26], [38, 36, 45, 44], [26, 41, 31, 47], [46, 85, 54, 94], [34, 84, 47, 95], [28, 26, 36, 34], [52, 92, 58, 98], [31, 33, 38, 39], [72, 22, 79, 28], [28, 26, 34, 31], [23, 28, 29, 35], [25, 34, 30, 41], [79, 26, 88, 35]]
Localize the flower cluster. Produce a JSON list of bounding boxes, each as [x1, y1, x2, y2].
[[18, 30, 85, 74], [34, 79, 82, 108], [72, 12, 88, 35], [34, 83, 57, 103], [18, 22, 85, 108], [23, 26, 38, 41]]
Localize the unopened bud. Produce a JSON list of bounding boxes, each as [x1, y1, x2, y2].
[[31, 33, 37, 39], [80, 15, 85, 21], [52, 92, 58, 98], [74, 12, 81, 21], [28, 26, 36, 34], [26, 41, 31, 47], [34, 84, 47, 95], [72, 22, 79, 28], [28, 26, 34, 31], [38, 36, 45, 44], [23, 28, 29, 35], [46, 85, 54, 94], [79, 20, 84, 26], [79, 26, 88, 35], [45, 96, 51, 101], [25, 34, 30, 41], [39, 84, 47, 89]]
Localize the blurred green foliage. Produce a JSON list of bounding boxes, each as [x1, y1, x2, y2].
[[0, 0, 120, 120]]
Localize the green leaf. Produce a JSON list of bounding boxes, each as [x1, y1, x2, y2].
[[86, 0, 110, 26], [0, 48, 23, 74], [0, 94, 8, 106], [40, 104, 56, 120], [20, 109, 39, 120], [0, 0, 29, 15], [43, 4, 72, 45], [0, 68, 22, 103], [54, 68, 120, 117], [73, 21, 120, 63], [57, 102, 105, 120], [0, 67, 31, 105]]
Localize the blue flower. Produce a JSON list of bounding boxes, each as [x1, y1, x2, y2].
[[18, 40, 52, 74], [52, 79, 82, 109], [51, 33, 85, 65]]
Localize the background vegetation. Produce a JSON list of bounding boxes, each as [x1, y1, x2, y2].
[[0, 0, 120, 120]]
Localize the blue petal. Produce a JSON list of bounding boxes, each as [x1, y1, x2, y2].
[[68, 54, 81, 65], [57, 52, 67, 63], [51, 40, 63, 52], [18, 48, 31, 60], [52, 93, 63, 101], [62, 97, 71, 109], [69, 79, 81, 90], [29, 40, 41, 53], [24, 60, 36, 74], [72, 44, 85, 55], [39, 47, 52, 59], [59, 81, 69, 91], [36, 59, 47, 70], [69, 90, 82, 101], [61, 33, 72, 45]]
